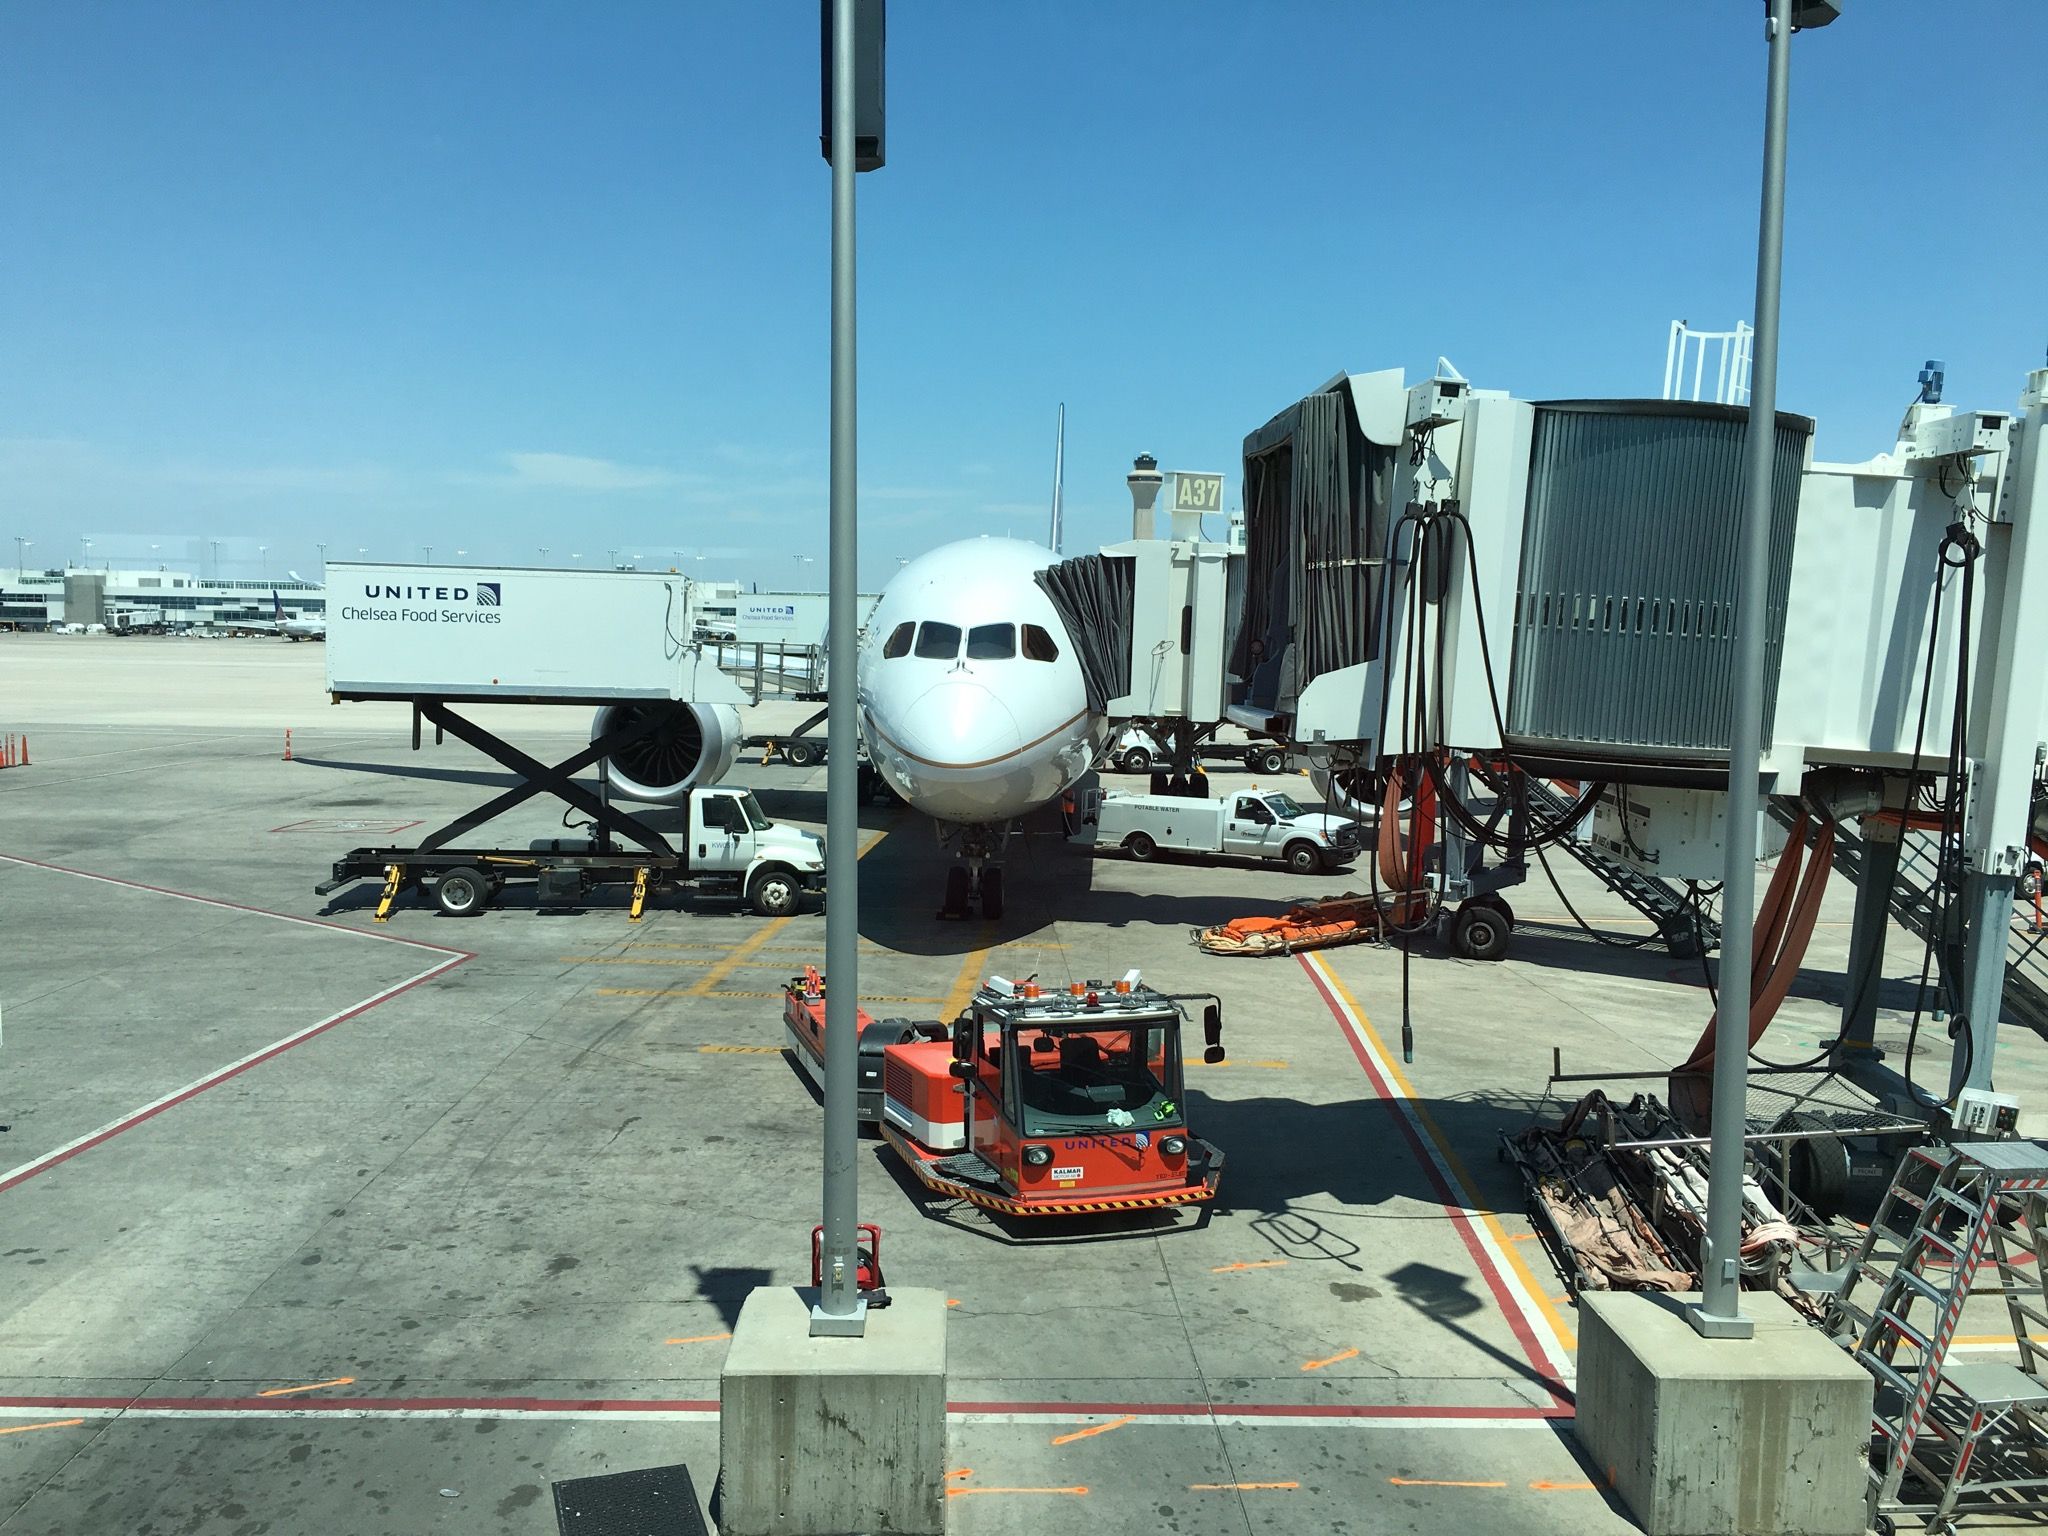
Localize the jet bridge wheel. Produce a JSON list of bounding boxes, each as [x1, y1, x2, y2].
[[1449, 901, 1511, 962], [432, 865, 491, 917]]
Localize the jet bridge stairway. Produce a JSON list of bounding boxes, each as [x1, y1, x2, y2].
[[1776, 805, 2048, 1039], [1468, 762, 1719, 956]]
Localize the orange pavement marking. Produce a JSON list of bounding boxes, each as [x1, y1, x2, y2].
[[1505, 1232, 1541, 1243], [1212, 1260, 1289, 1273], [947, 1486, 1089, 1499], [257, 1377, 355, 1397], [1388, 1477, 1508, 1488], [1050, 1414, 1134, 1445], [1530, 1479, 1597, 1491], [1301, 1346, 1359, 1371], [664, 1333, 733, 1345], [0, 1419, 83, 1437], [1190, 1481, 1299, 1491], [946, 1469, 974, 1481], [947, 1299, 961, 1307]]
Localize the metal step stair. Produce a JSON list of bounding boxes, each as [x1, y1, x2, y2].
[[1781, 806, 2048, 1038], [1471, 763, 1717, 955], [1829, 1140, 2048, 1528]]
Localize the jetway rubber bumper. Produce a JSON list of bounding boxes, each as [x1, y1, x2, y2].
[[881, 1123, 1222, 1216]]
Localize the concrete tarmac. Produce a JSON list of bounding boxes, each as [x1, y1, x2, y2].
[[2, 635, 2044, 1532]]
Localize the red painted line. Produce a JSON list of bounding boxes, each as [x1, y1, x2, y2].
[[0, 856, 473, 1194], [945, 1399, 1567, 1421], [1298, 957, 1571, 1410], [0, 1392, 1568, 1420]]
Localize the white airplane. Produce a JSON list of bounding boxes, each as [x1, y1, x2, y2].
[[272, 590, 326, 641], [856, 535, 1107, 918]]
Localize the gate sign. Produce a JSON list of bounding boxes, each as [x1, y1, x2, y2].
[[739, 599, 800, 629], [1172, 472, 1225, 515]]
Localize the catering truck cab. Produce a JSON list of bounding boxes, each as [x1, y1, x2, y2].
[[1084, 787, 1360, 874]]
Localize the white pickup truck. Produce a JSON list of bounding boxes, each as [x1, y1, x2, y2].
[[1084, 787, 1362, 874]]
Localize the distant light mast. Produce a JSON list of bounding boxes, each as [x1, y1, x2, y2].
[[1048, 402, 1066, 554]]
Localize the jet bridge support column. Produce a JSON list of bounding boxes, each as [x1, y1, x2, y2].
[[1837, 790, 1905, 1069], [1950, 372, 2048, 1098]]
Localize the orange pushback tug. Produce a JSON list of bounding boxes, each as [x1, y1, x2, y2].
[[782, 967, 1227, 1219]]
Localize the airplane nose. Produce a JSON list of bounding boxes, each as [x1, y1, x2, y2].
[[894, 681, 1022, 768]]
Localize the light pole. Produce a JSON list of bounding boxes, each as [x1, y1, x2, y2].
[[539, 547, 550, 562], [316, 541, 327, 570], [209, 540, 221, 580], [423, 545, 433, 564], [1689, 0, 1840, 1342], [258, 545, 269, 580], [14, 537, 31, 576], [81, 537, 93, 569]]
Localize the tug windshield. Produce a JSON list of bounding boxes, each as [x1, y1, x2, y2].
[[1014, 1023, 1183, 1135]]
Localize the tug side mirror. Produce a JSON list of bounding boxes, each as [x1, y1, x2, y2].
[[950, 1015, 975, 1079], [1202, 1003, 1225, 1065]]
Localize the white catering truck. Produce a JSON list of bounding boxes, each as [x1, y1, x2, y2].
[[1083, 787, 1361, 874]]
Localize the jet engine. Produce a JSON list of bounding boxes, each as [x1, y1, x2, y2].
[[593, 701, 741, 804]]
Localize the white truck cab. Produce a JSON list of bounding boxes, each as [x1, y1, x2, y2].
[[1084, 787, 1361, 874], [688, 786, 826, 915]]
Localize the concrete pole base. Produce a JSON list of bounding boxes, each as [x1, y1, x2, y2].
[[718, 1285, 948, 1536], [1574, 1290, 1872, 1536]]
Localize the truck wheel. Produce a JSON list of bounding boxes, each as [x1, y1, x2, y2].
[[980, 867, 1005, 921], [432, 866, 490, 917], [1452, 903, 1510, 962], [1252, 746, 1288, 775], [1284, 840, 1323, 875], [1125, 832, 1158, 862], [1120, 747, 1151, 774], [783, 740, 820, 768], [749, 868, 801, 917]]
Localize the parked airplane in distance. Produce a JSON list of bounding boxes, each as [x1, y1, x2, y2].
[[856, 536, 1105, 918], [272, 591, 326, 641]]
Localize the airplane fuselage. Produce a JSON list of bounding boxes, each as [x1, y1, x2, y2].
[[856, 537, 1104, 827]]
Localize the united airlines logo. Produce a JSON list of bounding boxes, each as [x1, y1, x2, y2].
[[476, 582, 501, 606]]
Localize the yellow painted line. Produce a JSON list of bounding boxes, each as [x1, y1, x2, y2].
[[1310, 956, 1579, 1356], [1530, 1479, 1597, 1491], [1049, 1414, 1134, 1445], [941, 926, 997, 1017], [664, 1332, 733, 1345], [947, 1486, 1088, 1499], [1212, 1260, 1289, 1273], [1185, 1057, 1290, 1069], [687, 916, 793, 996], [696, 1044, 784, 1055], [1389, 1477, 1507, 1489], [1955, 1332, 2048, 1346], [0, 1418, 83, 1437], [565, 954, 718, 967], [1191, 1481, 1299, 1491], [857, 829, 886, 859], [1301, 1346, 1359, 1371], [257, 1377, 355, 1397]]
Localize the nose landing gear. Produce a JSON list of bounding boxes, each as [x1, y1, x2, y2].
[[937, 825, 1008, 921]]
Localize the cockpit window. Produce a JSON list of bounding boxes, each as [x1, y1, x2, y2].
[[1021, 623, 1060, 662], [881, 621, 914, 659], [914, 621, 961, 659], [966, 623, 1015, 660]]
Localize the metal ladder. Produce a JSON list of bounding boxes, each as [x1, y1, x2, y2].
[[1472, 763, 1717, 954], [1836, 1141, 2048, 1528], [1792, 808, 2048, 1038]]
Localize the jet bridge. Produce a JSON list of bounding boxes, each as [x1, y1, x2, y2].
[[1231, 360, 2048, 1112], [1036, 528, 1240, 777]]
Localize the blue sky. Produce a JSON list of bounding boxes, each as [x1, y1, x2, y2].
[[2, 3, 2041, 587]]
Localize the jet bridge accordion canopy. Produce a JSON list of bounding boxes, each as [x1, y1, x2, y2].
[[1503, 400, 1812, 764], [1235, 385, 1398, 718], [1035, 554, 1134, 715]]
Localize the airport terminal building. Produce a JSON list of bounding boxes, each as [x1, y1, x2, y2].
[[0, 568, 327, 631]]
